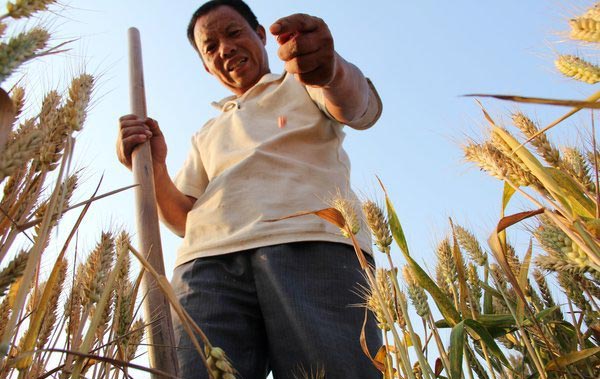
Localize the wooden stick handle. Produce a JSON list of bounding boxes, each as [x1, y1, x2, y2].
[[0, 88, 15, 155], [128, 27, 179, 379]]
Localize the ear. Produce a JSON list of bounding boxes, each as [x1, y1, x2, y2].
[[256, 25, 267, 45], [203, 62, 211, 74]]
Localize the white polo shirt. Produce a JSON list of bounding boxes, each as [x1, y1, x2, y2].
[[173, 72, 381, 266]]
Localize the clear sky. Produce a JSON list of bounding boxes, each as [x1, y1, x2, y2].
[[3, 0, 599, 374]]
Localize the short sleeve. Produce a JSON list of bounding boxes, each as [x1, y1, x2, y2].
[[305, 77, 382, 129], [174, 133, 209, 199]]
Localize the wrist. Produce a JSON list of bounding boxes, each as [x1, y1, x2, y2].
[[152, 161, 169, 177], [322, 52, 345, 89]]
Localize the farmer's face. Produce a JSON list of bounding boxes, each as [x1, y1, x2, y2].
[[194, 5, 270, 96]]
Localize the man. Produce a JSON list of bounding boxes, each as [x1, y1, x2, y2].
[[117, 1, 382, 378]]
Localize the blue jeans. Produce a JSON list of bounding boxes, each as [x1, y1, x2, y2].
[[171, 241, 382, 379]]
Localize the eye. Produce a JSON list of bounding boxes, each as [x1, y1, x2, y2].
[[229, 29, 241, 37], [204, 44, 216, 54]]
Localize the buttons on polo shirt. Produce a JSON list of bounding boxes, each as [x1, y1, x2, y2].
[[222, 101, 240, 112]]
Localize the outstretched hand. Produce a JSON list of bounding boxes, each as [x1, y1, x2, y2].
[[270, 14, 337, 87]]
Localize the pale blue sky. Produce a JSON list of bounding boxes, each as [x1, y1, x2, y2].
[[3, 0, 599, 375]]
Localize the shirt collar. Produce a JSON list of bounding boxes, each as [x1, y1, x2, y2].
[[210, 72, 285, 110]]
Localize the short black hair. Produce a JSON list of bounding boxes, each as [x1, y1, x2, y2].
[[187, 0, 260, 52]]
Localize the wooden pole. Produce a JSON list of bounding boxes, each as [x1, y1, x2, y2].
[[128, 27, 179, 379], [0, 88, 15, 155]]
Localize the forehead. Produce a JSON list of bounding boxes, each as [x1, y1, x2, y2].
[[194, 6, 249, 40]]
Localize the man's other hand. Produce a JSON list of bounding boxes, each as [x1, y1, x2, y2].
[[270, 14, 337, 87]]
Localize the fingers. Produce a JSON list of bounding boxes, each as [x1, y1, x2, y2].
[[276, 31, 322, 61], [117, 115, 158, 169], [270, 14, 336, 87], [270, 13, 321, 38]]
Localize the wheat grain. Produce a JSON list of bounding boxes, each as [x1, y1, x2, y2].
[[570, 3, 600, 43], [365, 268, 400, 331], [0, 28, 49, 85], [205, 345, 236, 379], [115, 231, 131, 283], [532, 270, 557, 311], [6, 0, 56, 19], [36, 91, 67, 171], [555, 54, 600, 84], [64, 281, 82, 342], [464, 141, 538, 187], [454, 224, 487, 266], [0, 298, 10, 341], [92, 289, 113, 341], [10, 86, 25, 120], [534, 218, 590, 270], [557, 272, 598, 326], [362, 200, 392, 254], [561, 147, 595, 192], [512, 112, 561, 168], [82, 232, 114, 306], [435, 263, 452, 298], [62, 74, 93, 132], [435, 237, 457, 289], [505, 243, 521, 275], [329, 195, 360, 238], [0, 249, 27, 296], [125, 319, 144, 362], [33, 174, 77, 238], [569, 16, 600, 43], [467, 263, 482, 314], [0, 128, 43, 183], [403, 266, 430, 318], [114, 282, 133, 343], [36, 258, 67, 349]]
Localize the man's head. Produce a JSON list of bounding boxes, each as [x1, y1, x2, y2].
[[187, 0, 270, 96]]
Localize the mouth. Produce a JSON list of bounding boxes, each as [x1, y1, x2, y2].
[[227, 57, 248, 72]]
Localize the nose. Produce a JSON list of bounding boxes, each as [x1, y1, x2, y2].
[[219, 40, 237, 59]]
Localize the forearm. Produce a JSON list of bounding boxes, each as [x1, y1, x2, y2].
[[321, 53, 371, 129], [153, 163, 195, 237]]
